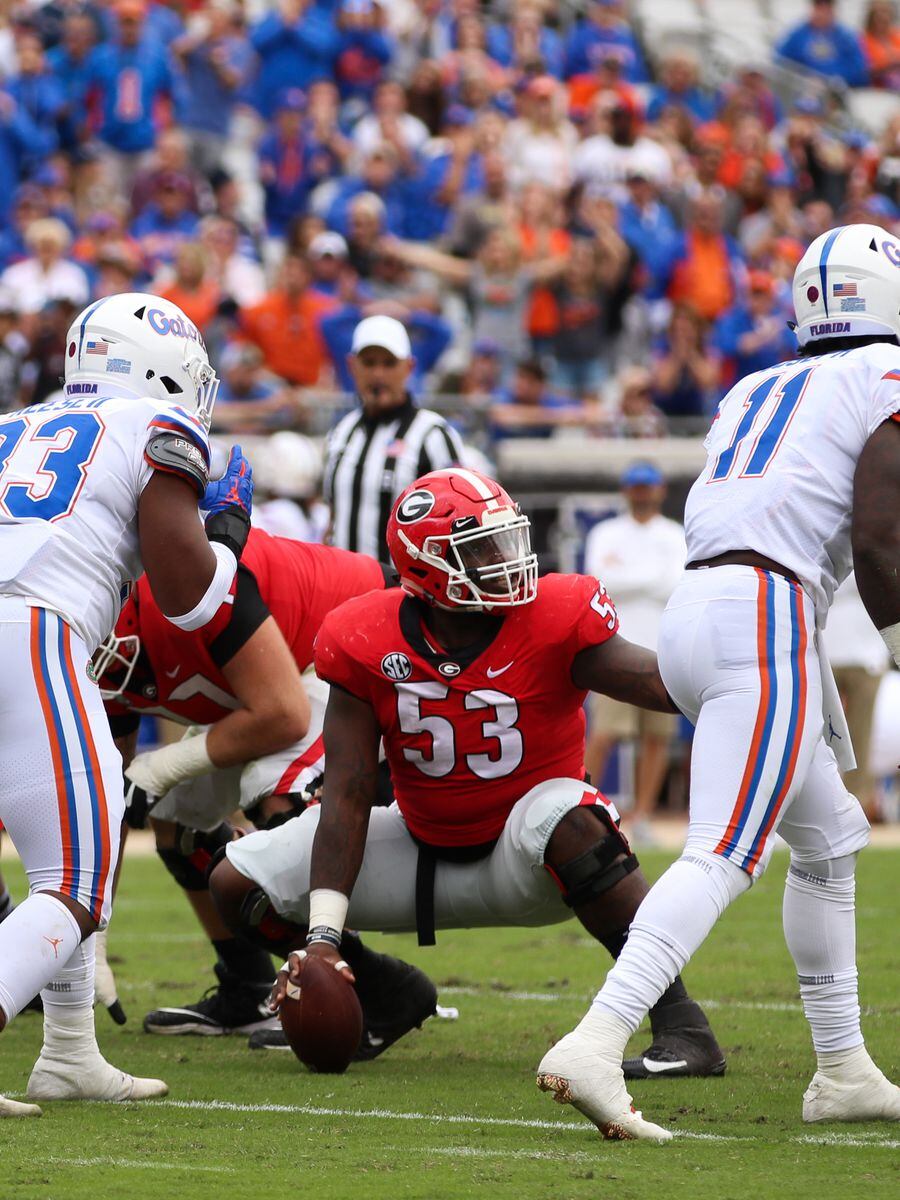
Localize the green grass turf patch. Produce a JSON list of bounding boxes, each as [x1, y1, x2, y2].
[[0, 848, 897, 1200]]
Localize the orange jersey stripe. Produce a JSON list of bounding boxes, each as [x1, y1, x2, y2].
[[61, 622, 111, 924], [30, 608, 77, 897], [714, 568, 771, 856]]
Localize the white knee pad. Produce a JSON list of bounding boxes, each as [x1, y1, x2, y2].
[[510, 777, 620, 871]]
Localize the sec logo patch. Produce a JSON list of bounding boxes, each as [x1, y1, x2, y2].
[[395, 489, 435, 524], [382, 652, 412, 681]]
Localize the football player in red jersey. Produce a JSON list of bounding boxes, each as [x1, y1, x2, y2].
[[98, 528, 438, 1054], [210, 469, 723, 1094]]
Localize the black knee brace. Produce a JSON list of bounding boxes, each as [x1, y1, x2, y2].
[[552, 808, 639, 909], [157, 822, 234, 891]]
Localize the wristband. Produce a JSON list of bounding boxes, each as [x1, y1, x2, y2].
[[880, 620, 900, 669], [306, 925, 342, 949], [206, 505, 251, 562], [308, 887, 349, 933], [166, 541, 236, 631]]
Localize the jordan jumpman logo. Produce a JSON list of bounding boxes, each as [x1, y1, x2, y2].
[[43, 935, 64, 959]]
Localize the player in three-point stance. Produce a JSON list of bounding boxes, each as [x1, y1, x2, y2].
[[210, 467, 724, 1082], [96, 529, 438, 1055], [0, 292, 253, 1117], [538, 223, 900, 1140]]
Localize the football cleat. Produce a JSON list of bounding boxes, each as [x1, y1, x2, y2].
[[537, 1011, 673, 1143], [803, 1048, 900, 1123], [0, 1094, 42, 1118], [248, 1027, 291, 1051], [352, 952, 438, 1062], [26, 1054, 167, 1103], [144, 968, 276, 1037], [622, 1003, 726, 1080]]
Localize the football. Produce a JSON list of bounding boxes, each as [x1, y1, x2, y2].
[[279, 954, 364, 1073]]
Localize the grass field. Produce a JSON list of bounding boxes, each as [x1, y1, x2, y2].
[[0, 847, 897, 1200]]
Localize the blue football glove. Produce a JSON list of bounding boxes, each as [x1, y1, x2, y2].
[[203, 444, 253, 517]]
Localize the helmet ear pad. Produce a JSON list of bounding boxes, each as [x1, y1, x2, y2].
[[792, 224, 900, 349]]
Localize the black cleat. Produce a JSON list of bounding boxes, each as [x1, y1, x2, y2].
[[144, 964, 276, 1037], [623, 1001, 726, 1080], [248, 1027, 290, 1051], [352, 952, 438, 1062]]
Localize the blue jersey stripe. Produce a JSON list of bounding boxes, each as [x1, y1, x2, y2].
[[38, 610, 82, 900]]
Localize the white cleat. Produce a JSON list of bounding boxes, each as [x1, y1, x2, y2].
[[537, 1027, 673, 1144], [26, 1054, 168, 1103], [803, 1057, 900, 1124], [0, 1094, 42, 1118]]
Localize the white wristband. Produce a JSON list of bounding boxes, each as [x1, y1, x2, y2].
[[165, 541, 237, 631], [880, 621, 900, 669], [124, 731, 213, 797], [308, 888, 349, 933]]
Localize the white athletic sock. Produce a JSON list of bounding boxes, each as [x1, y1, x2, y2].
[[39, 936, 100, 1063], [782, 859, 863, 1056], [592, 850, 750, 1032], [0, 893, 82, 1022]]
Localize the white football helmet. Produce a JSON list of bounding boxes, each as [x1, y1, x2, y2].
[[65, 292, 220, 428], [792, 223, 900, 349], [255, 431, 323, 499]]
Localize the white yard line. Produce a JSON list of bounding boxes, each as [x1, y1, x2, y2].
[[46, 1155, 233, 1173], [151, 1099, 900, 1149]]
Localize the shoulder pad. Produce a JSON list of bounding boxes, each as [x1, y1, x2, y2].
[[145, 431, 210, 498]]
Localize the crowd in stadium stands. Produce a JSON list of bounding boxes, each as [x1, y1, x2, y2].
[[0, 0, 897, 443]]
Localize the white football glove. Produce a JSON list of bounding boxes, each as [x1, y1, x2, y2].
[[124, 728, 213, 799]]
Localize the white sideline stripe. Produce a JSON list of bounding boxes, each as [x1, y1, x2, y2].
[[436, 987, 889, 1017], [152, 1101, 900, 1148], [47, 1156, 233, 1173]]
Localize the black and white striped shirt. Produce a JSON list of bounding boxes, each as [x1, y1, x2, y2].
[[323, 396, 464, 561]]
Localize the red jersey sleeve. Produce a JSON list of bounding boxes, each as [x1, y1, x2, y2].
[[563, 574, 620, 656], [314, 609, 373, 704]]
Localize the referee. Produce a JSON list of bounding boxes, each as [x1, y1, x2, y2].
[[324, 315, 464, 560]]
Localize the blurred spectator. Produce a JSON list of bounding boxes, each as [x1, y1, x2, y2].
[[490, 357, 586, 439], [646, 49, 717, 126], [171, 0, 255, 175], [583, 461, 685, 842], [827, 572, 893, 820], [251, 430, 328, 543], [720, 64, 783, 132], [351, 79, 427, 168], [445, 149, 513, 255], [320, 301, 451, 392], [596, 364, 667, 438], [503, 75, 578, 190], [308, 230, 350, 298], [407, 105, 482, 242], [72, 208, 141, 290], [573, 91, 672, 197], [198, 216, 266, 308], [258, 89, 330, 238], [564, 0, 649, 84], [487, 2, 564, 79], [738, 173, 806, 261], [130, 128, 203, 216], [862, 0, 900, 89], [0, 186, 49, 269], [438, 336, 503, 399], [212, 342, 300, 432], [22, 298, 79, 404], [241, 253, 336, 386], [157, 241, 220, 331], [250, 0, 339, 120], [326, 142, 412, 236], [652, 303, 720, 419], [367, 243, 439, 309], [46, 11, 100, 143], [669, 191, 743, 322], [618, 170, 681, 300], [776, 0, 869, 87], [334, 0, 393, 106], [88, 0, 174, 181], [405, 58, 446, 133], [7, 31, 67, 154], [0, 292, 26, 411], [0, 219, 88, 319], [713, 270, 796, 386], [0, 94, 50, 224], [130, 172, 199, 275], [305, 79, 352, 175], [546, 235, 631, 395], [344, 190, 386, 276]]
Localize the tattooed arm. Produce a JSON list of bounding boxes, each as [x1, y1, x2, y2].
[[571, 636, 679, 714], [852, 418, 900, 642]]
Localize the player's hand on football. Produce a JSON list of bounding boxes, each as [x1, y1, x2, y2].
[[268, 944, 355, 1012], [122, 775, 156, 830], [202, 444, 253, 517]]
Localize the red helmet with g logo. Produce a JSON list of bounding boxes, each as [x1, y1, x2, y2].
[[386, 468, 538, 611]]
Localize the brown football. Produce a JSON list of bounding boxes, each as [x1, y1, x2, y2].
[[279, 955, 363, 1073]]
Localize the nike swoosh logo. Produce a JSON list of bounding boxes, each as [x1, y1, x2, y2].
[[642, 1057, 688, 1074], [486, 662, 514, 678], [165, 667, 180, 679]]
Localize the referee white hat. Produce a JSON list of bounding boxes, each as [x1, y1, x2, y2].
[[351, 314, 412, 360]]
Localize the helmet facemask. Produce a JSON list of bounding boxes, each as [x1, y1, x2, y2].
[[400, 507, 538, 610], [93, 633, 141, 703], [184, 350, 220, 431]]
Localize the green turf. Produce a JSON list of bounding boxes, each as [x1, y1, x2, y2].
[[0, 848, 897, 1200]]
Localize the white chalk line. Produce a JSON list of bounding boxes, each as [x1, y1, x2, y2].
[[436, 987, 891, 1017], [46, 1155, 233, 1173], [151, 1099, 900, 1149]]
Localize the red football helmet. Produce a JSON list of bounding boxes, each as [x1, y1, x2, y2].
[[387, 468, 538, 610], [93, 595, 142, 702]]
